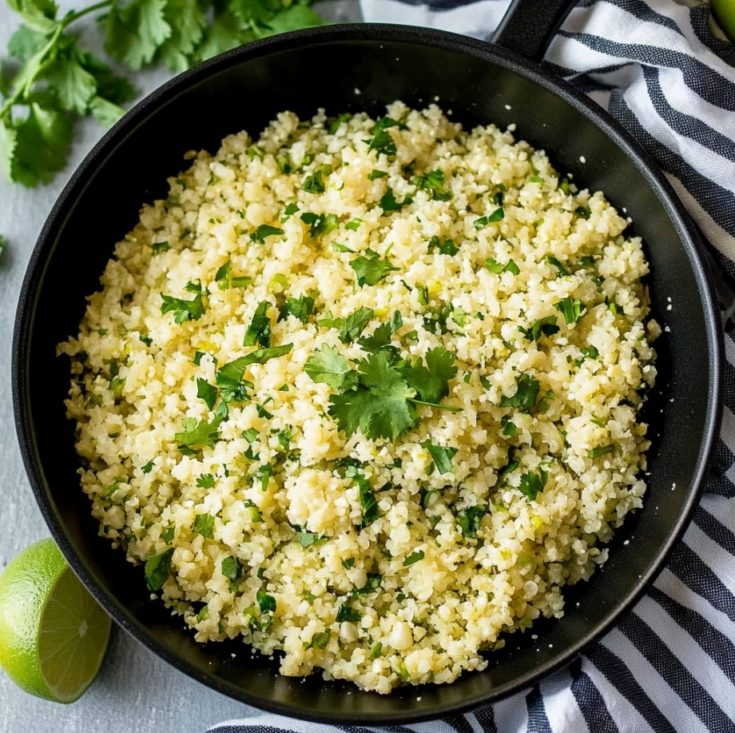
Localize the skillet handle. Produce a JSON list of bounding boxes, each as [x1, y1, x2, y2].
[[491, 0, 578, 62]]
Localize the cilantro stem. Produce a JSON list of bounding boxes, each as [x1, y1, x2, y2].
[[63, 0, 115, 24], [409, 398, 462, 413]]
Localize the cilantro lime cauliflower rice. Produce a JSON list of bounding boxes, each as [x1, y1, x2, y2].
[[60, 103, 658, 693]]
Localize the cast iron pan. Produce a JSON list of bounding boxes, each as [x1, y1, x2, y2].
[[12, 0, 723, 723]]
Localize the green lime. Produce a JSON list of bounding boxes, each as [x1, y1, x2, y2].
[[712, 0, 735, 43], [0, 538, 111, 703]]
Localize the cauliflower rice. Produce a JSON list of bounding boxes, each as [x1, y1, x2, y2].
[[60, 103, 658, 693]]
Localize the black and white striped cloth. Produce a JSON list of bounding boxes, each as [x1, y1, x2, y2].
[[209, 2, 735, 731]]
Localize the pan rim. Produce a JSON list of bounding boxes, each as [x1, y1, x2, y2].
[[12, 23, 724, 724]]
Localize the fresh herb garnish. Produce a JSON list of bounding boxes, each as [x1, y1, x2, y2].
[[251, 224, 282, 243], [296, 531, 326, 548], [422, 442, 457, 474], [300, 211, 338, 237], [474, 208, 504, 229], [575, 345, 600, 366], [145, 548, 174, 591], [306, 631, 330, 649], [403, 550, 424, 566], [545, 255, 569, 276], [518, 467, 548, 501], [304, 345, 357, 390], [151, 241, 170, 255], [520, 316, 559, 342], [575, 205, 592, 219], [350, 248, 397, 286], [588, 445, 614, 459], [555, 297, 586, 325], [196, 472, 215, 488], [191, 513, 215, 538], [352, 469, 380, 526], [486, 257, 519, 275], [336, 603, 361, 622], [196, 378, 218, 410], [501, 415, 518, 437], [279, 294, 315, 322], [412, 169, 450, 200], [368, 169, 387, 180], [428, 236, 458, 256], [319, 306, 374, 343], [301, 169, 325, 193], [256, 589, 276, 613], [175, 414, 222, 453], [221, 556, 242, 581], [456, 506, 485, 538], [160, 281, 205, 323], [379, 188, 412, 213], [345, 218, 363, 231], [244, 301, 272, 347], [216, 345, 292, 401], [499, 373, 541, 412]]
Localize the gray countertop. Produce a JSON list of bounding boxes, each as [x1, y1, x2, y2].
[[0, 2, 358, 731]]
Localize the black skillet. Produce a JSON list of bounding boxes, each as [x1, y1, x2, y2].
[[12, 0, 723, 724]]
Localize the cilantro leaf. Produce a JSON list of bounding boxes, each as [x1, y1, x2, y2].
[[422, 442, 457, 474], [357, 322, 397, 357], [486, 257, 519, 275], [329, 352, 416, 440], [499, 373, 541, 412], [555, 297, 586, 325], [160, 282, 205, 323], [256, 589, 276, 613], [7, 0, 57, 33], [319, 306, 374, 343], [145, 548, 173, 591], [218, 344, 293, 390], [519, 316, 559, 342], [174, 414, 221, 452], [545, 255, 569, 277], [296, 531, 326, 548], [304, 345, 357, 390], [364, 128, 396, 157], [518, 467, 548, 501], [350, 248, 397, 287], [279, 294, 314, 322], [428, 236, 458, 256], [336, 603, 361, 622], [196, 472, 215, 488], [221, 555, 242, 581], [474, 208, 505, 229], [351, 469, 380, 526], [574, 344, 599, 367], [103, 0, 172, 70], [300, 211, 338, 237], [501, 415, 518, 437], [158, 0, 207, 71], [196, 378, 218, 410], [412, 169, 450, 200], [0, 103, 73, 187], [302, 169, 325, 193], [403, 550, 424, 566], [399, 346, 457, 404], [44, 55, 97, 115], [456, 506, 485, 538], [588, 445, 614, 459], [379, 188, 413, 213], [244, 301, 272, 347], [252, 224, 284, 243], [192, 512, 215, 538]]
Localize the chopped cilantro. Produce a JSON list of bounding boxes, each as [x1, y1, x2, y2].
[[519, 467, 548, 501], [422, 442, 457, 474], [145, 548, 174, 591], [342, 558, 355, 569], [141, 460, 154, 474], [354, 573, 381, 595], [575, 205, 592, 219], [305, 345, 357, 390], [307, 631, 330, 649], [456, 506, 485, 538], [428, 236, 458, 255], [255, 464, 271, 491], [499, 373, 541, 412], [486, 257, 519, 275], [345, 218, 363, 231], [257, 589, 276, 613], [196, 473, 215, 489], [319, 306, 374, 343], [519, 316, 559, 342], [216, 345, 292, 402], [160, 523, 175, 543], [296, 531, 326, 548], [279, 294, 315, 323], [474, 208, 505, 229], [352, 469, 380, 526], [282, 203, 299, 220], [403, 550, 425, 566], [151, 241, 170, 255], [555, 297, 586, 325], [242, 428, 259, 443], [379, 188, 413, 213], [252, 224, 284, 243], [369, 643, 383, 659], [332, 242, 354, 253], [196, 378, 218, 410], [575, 345, 600, 366], [501, 415, 519, 437], [350, 248, 397, 287], [160, 282, 205, 324], [191, 513, 215, 538], [412, 169, 450, 200], [358, 323, 398, 358], [545, 255, 569, 276], [399, 346, 458, 404], [368, 169, 388, 180], [221, 556, 242, 581], [302, 170, 325, 193], [336, 603, 361, 622], [364, 128, 397, 157], [175, 414, 222, 453], [300, 211, 339, 237], [244, 301, 272, 347], [328, 112, 351, 133]]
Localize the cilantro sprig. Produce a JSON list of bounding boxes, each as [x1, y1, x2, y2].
[[0, 0, 325, 190]]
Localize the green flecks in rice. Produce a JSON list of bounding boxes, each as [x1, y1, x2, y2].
[[59, 103, 658, 694]]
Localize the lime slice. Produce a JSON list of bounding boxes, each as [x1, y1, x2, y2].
[[0, 538, 111, 703]]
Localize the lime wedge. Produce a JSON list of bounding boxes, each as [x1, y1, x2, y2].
[[712, 0, 735, 43], [0, 539, 111, 703]]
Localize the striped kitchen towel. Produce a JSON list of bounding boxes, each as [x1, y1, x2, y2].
[[209, 1, 735, 731]]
